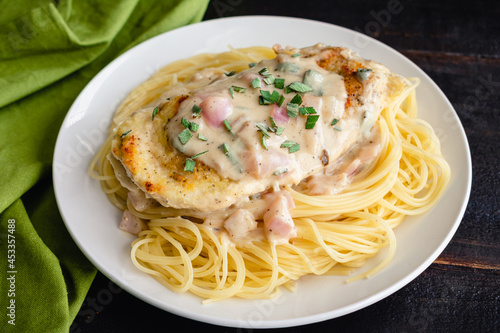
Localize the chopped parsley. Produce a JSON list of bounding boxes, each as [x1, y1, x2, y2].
[[181, 117, 199, 132], [277, 94, 285, 107], [274, 78, 285, 89], [152, 106, 158, 120], [181, 117, 190, 128], [192, 104, 202, 117], [120, 130, 131, 138], [356, 68, 372, 81], [269, 116, 284, 135], [178, 129, 192, 145], [261, 135, 268, 150], [276, 62, 300, 73], [273, 167, 288, 175], [251, 78, 261, 89], [305, 114, 320, 129], [232, 86, 246, 93], [191, 150, 209, 159], [259, 90, 273, 105], [290, 93, 302, 105], [223, 119, 236, 138], [190, 122, 199, 132], [286, 102, 299, 118], [280, 140, 300, 153], [288, 81, 313, 93], [299, 106, 316, 115], [229, 86, 246, 99], [269, 116, 277, 128], [256, 122, 271, 138], [259, 67, 271, 77], [184, 148, 209, 172], [221, 143, 241, 171], [259, 90, 283, 105], [184, 158, 196, 172], [331, 118, 342, 131], [224, 70, 236, 77]]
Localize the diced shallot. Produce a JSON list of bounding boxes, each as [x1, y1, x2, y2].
[[263, 190, 295, 210], [128, 191, 154, 212], [119, 210, 146, 236], [199, 96, 233, 127]]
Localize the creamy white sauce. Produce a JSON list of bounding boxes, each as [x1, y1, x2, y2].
[[165, 50, 349, 191]]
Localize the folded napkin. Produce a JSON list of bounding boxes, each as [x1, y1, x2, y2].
[[0, 0, 208, 331]]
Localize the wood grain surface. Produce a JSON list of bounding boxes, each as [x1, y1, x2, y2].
[[72, 1, 499, 332]]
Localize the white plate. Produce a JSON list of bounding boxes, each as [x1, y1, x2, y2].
[[53, 16, 471, 328]]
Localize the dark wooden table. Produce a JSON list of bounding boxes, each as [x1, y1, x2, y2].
[[72, 1, 499, 332]]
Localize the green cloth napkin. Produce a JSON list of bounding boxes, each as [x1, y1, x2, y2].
[[0, 0, 208, 331]]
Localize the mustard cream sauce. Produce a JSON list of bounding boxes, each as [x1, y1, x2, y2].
[[165, 47, 355, 189]]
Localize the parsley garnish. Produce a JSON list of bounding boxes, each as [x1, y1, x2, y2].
[[331, 118, 342, 131], [269, 116, 277, 128], [276, 63, 300, 73], [181, 117, 199, 132], [178, 129, 192, 145], [268, 116, 284, 135], [273, 167, 288, 175], [286, 102, 299, 118], [225, 70, 236, 77], [152, 107, 158, 120], [192, 104, 202, 117], [181, 117, 190, 128], [299, 106, 316, 115], [184, 158, 196, 172], [184, 150, 208, 172], [251, 78, 261, 89], [256, 122, 271, 138], [223, 119, 236, 138], [356, 68, 372, 81], [229, 86, 246, 99], [280, 140, 300, 153], [261, 135, 268, 150], [305, 115, 320, 129], [259, 67, 271, 77], [274, 78, 285, 89], [263, 75, 275, 85], [290, 93, 302, 105], [221, 144, 241, 171], [289, 81, 313, 93], [232, 86, 246, 93], [260, 90, 284, 106], [191, 150, 209, 159]]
